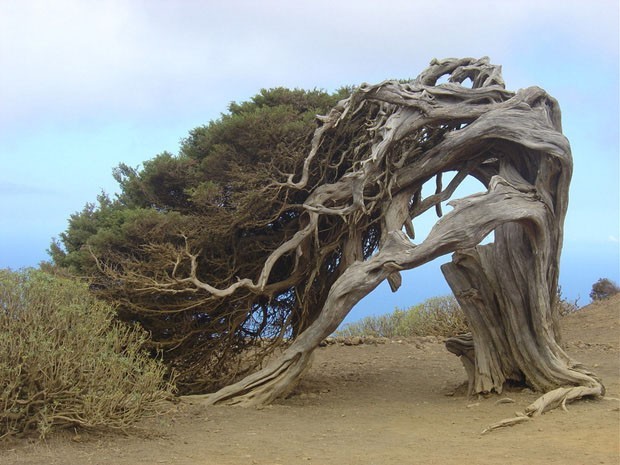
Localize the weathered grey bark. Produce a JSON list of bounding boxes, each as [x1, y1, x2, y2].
[[198, 178, 555, 405], [182, 57, 603, 412]]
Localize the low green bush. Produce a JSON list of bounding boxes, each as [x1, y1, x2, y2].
[[336, 295, 468, 339], [0, 269, 175, 439]]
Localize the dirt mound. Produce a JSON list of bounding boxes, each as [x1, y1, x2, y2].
[[561, 293, 620, 349], [2, 296, 619, 465]]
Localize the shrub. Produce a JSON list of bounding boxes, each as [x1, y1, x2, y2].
[[0, 269, 175, 439], [336, 295, 468, 339], [554, 285, 580, 316], [589, 278, 620, 301]]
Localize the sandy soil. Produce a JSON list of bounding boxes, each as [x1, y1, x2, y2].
[[2, 295, 619, 465]]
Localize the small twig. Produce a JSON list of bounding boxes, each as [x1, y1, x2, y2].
[[494, 397, 516, 405]]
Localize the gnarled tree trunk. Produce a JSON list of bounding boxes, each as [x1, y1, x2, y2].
[[169, 57, 603, 412], [443, 242, 602, 395]]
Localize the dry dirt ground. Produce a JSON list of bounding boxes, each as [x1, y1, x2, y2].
[[2, 295, 619, 465]]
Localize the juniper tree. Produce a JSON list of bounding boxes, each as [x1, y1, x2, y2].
[[52, 58, 603, 419]]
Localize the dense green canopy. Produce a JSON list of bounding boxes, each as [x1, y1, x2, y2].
[[51, 87, 357, 392]]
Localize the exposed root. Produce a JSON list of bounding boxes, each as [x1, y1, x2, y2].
[[181, 350, 314, 408], [481, 383, 605, 435], [524, 384, 604, 417], [481, 415, 530, 434]]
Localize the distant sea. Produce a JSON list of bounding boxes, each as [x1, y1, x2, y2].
[[346, 241, 619, 325]]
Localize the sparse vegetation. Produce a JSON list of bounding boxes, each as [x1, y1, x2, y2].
[[337, 287, 584, 340], [0, 269, 175, 439], [555, 285, 580, 316], [590, 278, 620, 301], [335, 296, 468, 339]]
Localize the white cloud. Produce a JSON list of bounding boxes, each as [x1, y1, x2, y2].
[[0, 0, 617, 274], [1, 0, 617, 130]]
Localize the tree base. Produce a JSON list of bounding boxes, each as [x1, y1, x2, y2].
[[182, 349, 314, 407]]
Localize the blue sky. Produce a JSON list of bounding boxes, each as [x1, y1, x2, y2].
[[1, 0, 618, 322]]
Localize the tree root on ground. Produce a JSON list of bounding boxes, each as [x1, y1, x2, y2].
[[180, 350, 314, 408], [481, 383, 605, 435]]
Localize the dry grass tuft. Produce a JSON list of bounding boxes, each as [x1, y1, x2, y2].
[[335, 295, 468, 339]]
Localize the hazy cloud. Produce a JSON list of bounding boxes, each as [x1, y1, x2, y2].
[[0, 180, 60, 196], [1, 0, 617, 129], [0, 0, 617, 297]]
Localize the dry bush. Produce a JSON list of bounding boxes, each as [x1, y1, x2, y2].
[[554, 285, 580, 316], [0, 269, 175, 439], [336, 296, 468, 339]]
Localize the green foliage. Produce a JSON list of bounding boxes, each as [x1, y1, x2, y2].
[[112, 152, 201, 211], [0, 269, 175, 439], [335, 296, 468, 339], [50, 86, 351, 393], [227, 87, 351, 117], [590, 278, 620, 301], [49, 192, 185, 276]]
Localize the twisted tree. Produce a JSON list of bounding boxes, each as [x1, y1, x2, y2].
[[190, 57, 603, 412], [54, 57, 603, 417]]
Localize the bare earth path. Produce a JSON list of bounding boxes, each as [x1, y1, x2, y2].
[[2, 296, 619, 465]]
